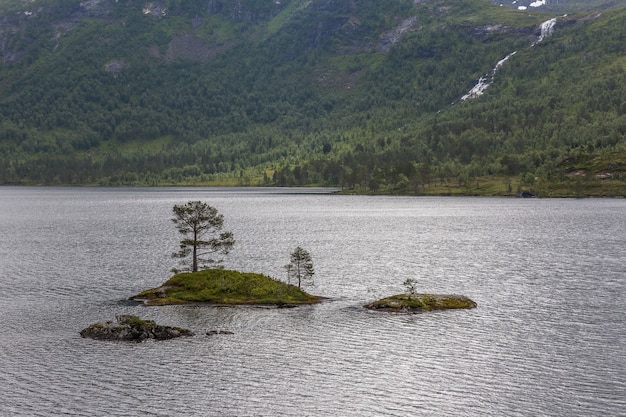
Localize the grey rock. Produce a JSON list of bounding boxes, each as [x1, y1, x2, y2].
[[80, 315, 194, 342]]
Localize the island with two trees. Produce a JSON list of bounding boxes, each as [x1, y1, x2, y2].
[[130, 201, 320, 306]]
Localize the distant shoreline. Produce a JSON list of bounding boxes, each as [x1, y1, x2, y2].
[[1, 183, 624, 198]]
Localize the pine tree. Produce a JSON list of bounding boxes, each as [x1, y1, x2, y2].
[[285, 246, 315, 289], [171, 201, 235, 272]]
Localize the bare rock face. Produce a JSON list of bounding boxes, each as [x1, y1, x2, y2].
[[80, 315, 194, 341], [379, 16, 419, 52], [104, 59, 129, 74]]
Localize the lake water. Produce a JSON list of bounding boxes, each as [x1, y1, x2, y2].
[[0, 187, 624, 416]]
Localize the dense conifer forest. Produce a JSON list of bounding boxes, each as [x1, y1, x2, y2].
[[1, 0, 625, 196]]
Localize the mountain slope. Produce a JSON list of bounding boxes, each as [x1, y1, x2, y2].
[[0, 0, 625, 195], [493, 0, 624, 12]]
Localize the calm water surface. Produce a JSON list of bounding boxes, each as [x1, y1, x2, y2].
[[0, 187, 624, 416]]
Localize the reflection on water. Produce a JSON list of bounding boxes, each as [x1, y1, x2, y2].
[[0, 188, 624, 416]]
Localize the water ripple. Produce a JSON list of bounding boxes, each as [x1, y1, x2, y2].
[[1, 190, 625, 416]]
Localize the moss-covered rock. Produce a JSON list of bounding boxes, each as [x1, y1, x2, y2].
[[364, 293, 477, 312], [130, 269, 323, 306], [80, 314, 194, 341]]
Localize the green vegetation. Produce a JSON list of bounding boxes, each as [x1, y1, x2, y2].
[[1, 0, 625, 196], [364, 293, 477, 312], [131, 269, 323, 306]]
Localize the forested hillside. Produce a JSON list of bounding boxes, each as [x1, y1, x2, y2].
[[1, 0, 625, 196]]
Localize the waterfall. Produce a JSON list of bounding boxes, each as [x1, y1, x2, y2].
[[461, 51, 517, 101], [536, 18, 557, 44], [460, 17, 558, 102]]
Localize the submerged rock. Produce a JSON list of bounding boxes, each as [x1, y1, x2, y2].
[[206, 330, 234, 336], [80, 314, 194, 341], [364, 293, 477, 312]]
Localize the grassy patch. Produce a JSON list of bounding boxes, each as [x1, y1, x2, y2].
[[132, 269, 323, 306]]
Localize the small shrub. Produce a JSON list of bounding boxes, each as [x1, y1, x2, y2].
[[403, 278, 418, 298]]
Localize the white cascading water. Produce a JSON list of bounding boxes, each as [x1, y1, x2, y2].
[[461, 17, 557, 101], [536, 17, 557, 44], [461, 51, 517, 101]]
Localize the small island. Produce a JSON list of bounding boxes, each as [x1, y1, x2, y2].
[[364, 293, 477, 312], [80, 314, 194, 341], [130, 269, 323, 306], [132, 202, 322, 307]]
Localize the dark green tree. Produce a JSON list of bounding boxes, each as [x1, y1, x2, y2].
[[172, 201, 235, 272], [285, 246, 315, 289]]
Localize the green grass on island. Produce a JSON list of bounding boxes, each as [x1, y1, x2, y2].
[[131, 269, 323, 306], [364, 293, 477, 312]]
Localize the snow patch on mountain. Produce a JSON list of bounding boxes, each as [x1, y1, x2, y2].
[[514, 0, 547, 10]]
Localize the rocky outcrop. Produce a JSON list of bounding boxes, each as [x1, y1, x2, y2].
[[365, 293, 477, 312], [80, 314, 194, 341]]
